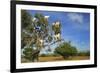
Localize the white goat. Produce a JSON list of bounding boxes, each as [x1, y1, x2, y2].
[[44, 15, 50, 19], [52, 21, 60, 28], [32, 17, 36, 22], [54, 33, 61, 40]]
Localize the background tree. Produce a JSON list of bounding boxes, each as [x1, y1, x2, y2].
[[54, 42, 78, 59], [78, 51, 90, 56]]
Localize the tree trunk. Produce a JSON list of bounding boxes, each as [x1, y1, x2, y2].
[[32, 50, 40, 62]]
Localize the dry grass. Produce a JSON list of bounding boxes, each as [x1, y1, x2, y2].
[[38, 56, 90, 62], [39, 56, 63, 62]]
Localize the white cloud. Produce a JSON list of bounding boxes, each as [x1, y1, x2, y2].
[[67, 13, 83, 24], [67, 13, 90, 31]]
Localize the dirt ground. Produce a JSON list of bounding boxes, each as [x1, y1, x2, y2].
[[38, 56, 90, 62], [21, 56, 90, 63]]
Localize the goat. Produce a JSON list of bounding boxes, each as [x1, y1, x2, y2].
[[54, 33, 61, 40]]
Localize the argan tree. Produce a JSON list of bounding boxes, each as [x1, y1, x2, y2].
[[21, 10, 57, 62], [54, 42, 78, 59]]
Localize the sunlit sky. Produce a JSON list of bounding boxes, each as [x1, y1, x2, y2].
[[26, 10, 90, 53]]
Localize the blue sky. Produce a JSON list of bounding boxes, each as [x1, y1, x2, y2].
[[26, 10, 90, 52]]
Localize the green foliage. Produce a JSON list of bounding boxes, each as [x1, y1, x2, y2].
[[34, 13, 48, 26], [23, 48, 33, 61], [34, 13, 49, 39], [48, 35, 52, 42], [21, 10, 33, 48], [54, 42, 78, 59], [78, 51, 90, 56], [21, 10, 32, 29], [40, 53, 59, 57], [23, 48, 40, 62]]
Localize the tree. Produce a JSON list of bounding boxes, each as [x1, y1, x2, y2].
[[21, 11, 54, 62], [21, 10, 63, 62], [54, 42, 78, 59]]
